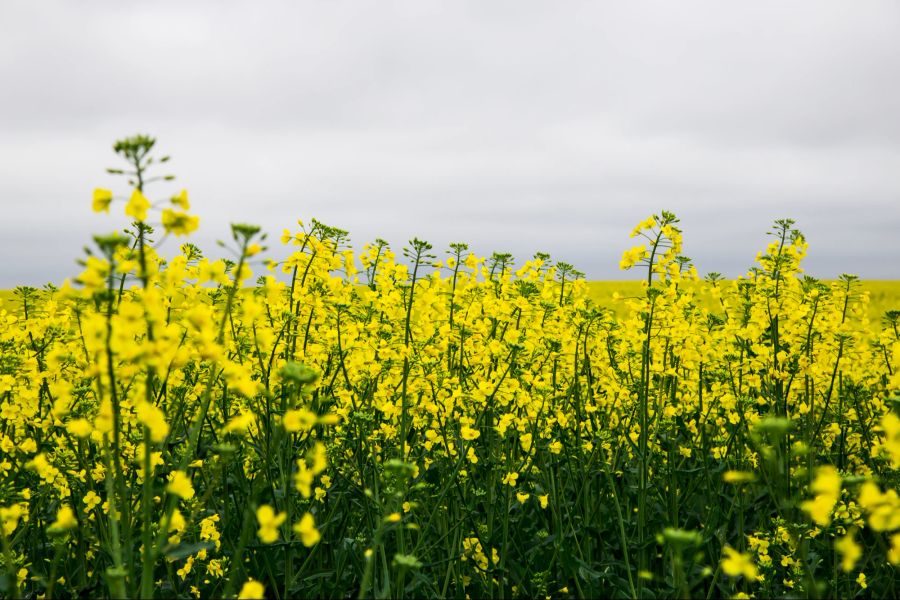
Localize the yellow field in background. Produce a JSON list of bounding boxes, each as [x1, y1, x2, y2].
[[3, 280, 898, 319], [585, 280, 900, 320]]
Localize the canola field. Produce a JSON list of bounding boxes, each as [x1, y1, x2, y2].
[[1, 136, 898, 599], [584, 281, 900, 323]]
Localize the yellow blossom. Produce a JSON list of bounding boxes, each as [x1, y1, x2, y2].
[[47, 505, 78, 533], [167, 471, 195, 500], [460, 425, 480, 440], [136, 401, 169, 443], [723, 471, 756, 484], [502, 472, 519, 487], [800, 466, 841, 526], [161, 209, 199, 236], [222, 411, 255, 435], [83, 490, 101, 513], [294, 512, 321, 547], [1, 505, 23, 536], [283, 408, 318, 432], [66, 418, 93, 438], [92, 188, 113, 213], [125, 189, 151, 221], [238, 579, 265, 599], [835, 531, 862, 573], [256, 504, 286, 544], [721, 546, 757, 579], [888, 533, 900, 565], [171, 189, 190, 209]]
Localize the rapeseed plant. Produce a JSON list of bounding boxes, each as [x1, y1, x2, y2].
[[0, 135, 897, 598]]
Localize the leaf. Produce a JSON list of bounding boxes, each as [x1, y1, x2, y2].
[[575, 559, 603, 581]]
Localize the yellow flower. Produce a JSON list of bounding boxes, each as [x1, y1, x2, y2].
[[222, 411, 256, 435], [721, 546, 757, 579], [125, 189, 151, 221], [256, 504, 286, 544], [1, 505, 24, 536], [295, 462, 313, 498], [856, 572, 867, 589], [177, 555, 194, 580], [308, 443, 327, 475], [238, 579, 265, 599], [857, 481, 900, 531], [630, 216, 657, 237], [835, 531, 862, 573], [800, 466, 841, 526], [207, 559, 224, 578], [460, 425, 480, 440], [200, 514, 222, 550], [385, 512, 402, 523], [619, 244, 648, 270], [161, 209, 199, 236], [83, 490, 101, 513], [502, 472, 519, 487], [519, 433, 533, 453], [723, 471, 756, 484], [167, 471, 195, 500], [538, 494, 549, 509], [888, 533, 900, 565], [66, 418, 93, 438], [92, 188, 113, 213], [26, 453, 59, 482], [136, 401, 169, 443], [810, 465, 841, 497], [47, 505, 78, 533], [171, 189, 190, 210], [516, 492, 530, 504], [283, 408, 317, 432], [881, 413, 900, 467], [169, 509, 186, 544], [293, 512, 321, 547], [802, 494, 836, 526]]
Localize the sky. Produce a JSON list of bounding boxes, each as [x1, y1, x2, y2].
[[1, 0, 899, 286]]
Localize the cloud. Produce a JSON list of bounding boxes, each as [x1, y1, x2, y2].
[[1, 0, 898, 286]]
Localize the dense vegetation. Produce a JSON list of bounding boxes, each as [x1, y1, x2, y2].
[[1, 136, 898, 599]]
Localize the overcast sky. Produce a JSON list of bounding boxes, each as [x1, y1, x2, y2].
[[1, 0, 898, 286]]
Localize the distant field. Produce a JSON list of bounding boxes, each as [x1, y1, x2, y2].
[[585, 280, 900, 321], [3, 281, 899, 320]]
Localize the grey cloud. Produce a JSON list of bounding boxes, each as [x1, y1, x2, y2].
[[1, 0, 898, 287]]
